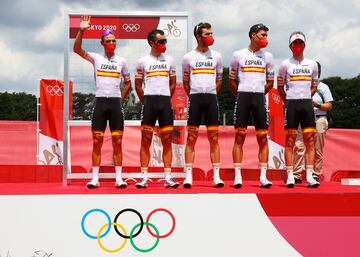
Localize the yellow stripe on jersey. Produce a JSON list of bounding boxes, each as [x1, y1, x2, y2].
[[146, 71, 169, 78], [96, 70, 121, 78], [290, 75, 312, 81], [192, 68, 215, 75], [241, 67, 265, 73]]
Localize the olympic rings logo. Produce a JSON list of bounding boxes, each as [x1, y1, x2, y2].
[[272, 93, 281, 105], [46, 85, 64, 96], [81, 208, 176, 253], [122, 24, 140, 32]]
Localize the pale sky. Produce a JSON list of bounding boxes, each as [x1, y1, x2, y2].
[[0, 0, 359, 94]]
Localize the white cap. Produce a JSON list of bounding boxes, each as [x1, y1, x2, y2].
[[289, 32, 306, 45]]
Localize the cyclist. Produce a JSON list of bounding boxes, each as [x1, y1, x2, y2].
[[229, 23, 274, 188], [277, 31, 320, 188], [134, 29, 179, 189], [73, 16, 131, 189], [182, 22, 224, 188]]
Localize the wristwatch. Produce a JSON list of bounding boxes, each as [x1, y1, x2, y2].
[[317, 103, 321, 109]]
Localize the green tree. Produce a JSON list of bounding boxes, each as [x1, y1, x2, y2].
[[322, 75, 360, 129], [218, 67, 235, 125], [0, 92, 36, 120]]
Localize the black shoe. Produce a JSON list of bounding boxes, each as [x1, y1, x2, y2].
[[284, 178, 302, 184], [313, 176, 320, 182], [295, 178, 302, 184], [234, 183, 242, 189], [287, 183, 295, 188]]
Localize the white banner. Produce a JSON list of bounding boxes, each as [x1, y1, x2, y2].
[[268, 139, 285, 169], [0, 194, 300, 257], [157, 17, 187, 40], [38, 133, 64, 165]]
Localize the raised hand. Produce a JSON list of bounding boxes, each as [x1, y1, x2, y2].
[[80, 15, 91, 31]]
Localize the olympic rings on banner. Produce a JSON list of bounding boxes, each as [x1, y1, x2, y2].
[[122, 23, 140, 32], [130, 222, 160, 253], [98, 222, 127, 253], [81, 208, 111, 239], [46, 85, 64, 96], [146, 208, 176, 239], [81, 208, 176, 253], [113, 208, 143, 239]]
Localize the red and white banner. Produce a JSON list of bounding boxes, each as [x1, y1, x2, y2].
[[268, 89, 286, 169], [69, 16, 187, 40], [38, 79, 73, 165]]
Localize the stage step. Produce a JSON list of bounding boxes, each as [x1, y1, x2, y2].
[[341, 178, 360, 185]]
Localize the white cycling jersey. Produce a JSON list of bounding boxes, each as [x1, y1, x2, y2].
[[135, 54, 176, 96], [278, 57, 318, 100], [83, 52, 130, 98], [182, 49, 223, 94], [230, 48, 274, 93]]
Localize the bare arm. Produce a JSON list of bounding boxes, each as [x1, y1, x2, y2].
[[311, 82, 317, 97], [277, 85, 286, 103], [121, 79, 131, 100], [135, 78, 144, 104], [169, 75, 176, 96], [277, 75, 286, 103], [183, 72, 190, 96], [216, 75, 222, 94], [229, 68, 238, 97], [264, 80, 274, 94], [313, 101, 333, 111], [73, 15, 91, 56]]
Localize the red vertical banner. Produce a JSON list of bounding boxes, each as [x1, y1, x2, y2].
[[38, 79, 73, 165], [268, 88, 285, 146], [268, 88, 286, 169], [171, 82, 188, 121]]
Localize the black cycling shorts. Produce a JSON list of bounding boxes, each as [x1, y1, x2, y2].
[[141, 95, 174, 127], [284, 99, 316, 129], [187, 93, 220, 126], [233, 92, 268, 129], [91, 97, 124, 131]]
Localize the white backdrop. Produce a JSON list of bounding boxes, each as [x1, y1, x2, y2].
[[0, 194, 300, 257]]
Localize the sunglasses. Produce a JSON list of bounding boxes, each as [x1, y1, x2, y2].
[[102, 29, 116, 37], [155, 39, 167, 45], [105, 39, 116, 44]]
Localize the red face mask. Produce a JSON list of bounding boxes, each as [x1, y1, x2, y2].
[[291, 44, 305, 56], [155, 44, 166, 53], [203, 36, 214, 46], [105, 43, 116, 55], [258, 38, 268, 48]]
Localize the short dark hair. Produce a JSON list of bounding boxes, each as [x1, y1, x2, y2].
[[193, 22, 212, 38], [147, 29, 165, 45], [249, 23, 269, 38], [316, 61, 322, 79]]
